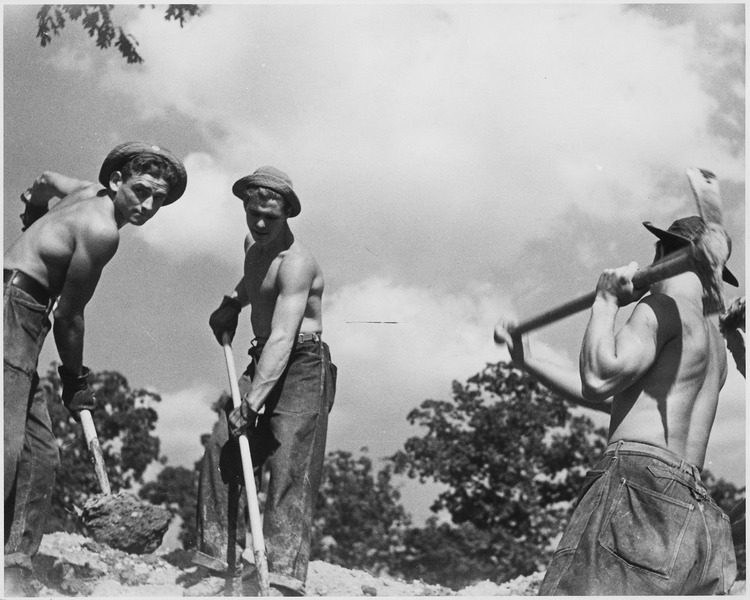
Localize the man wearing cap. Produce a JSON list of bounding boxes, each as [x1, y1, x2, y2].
[[198, 166, 336, 596], [498, 215, 738, 595], [3, 142, 187, 594]]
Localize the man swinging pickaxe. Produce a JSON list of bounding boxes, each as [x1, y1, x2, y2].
[[494, 168, 739, 595]]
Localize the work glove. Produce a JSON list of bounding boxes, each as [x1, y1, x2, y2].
[[58, 365, 97, 421], [19, 191, 49, 231], [219, 437, 245, 486], [228, 400, 259, 439], [209, 296, 242, 345], [219, 419, 280, 486]]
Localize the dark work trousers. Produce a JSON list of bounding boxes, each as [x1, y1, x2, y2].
[[195, 338, 336, 594], [194, 414, 246, 576], [4, 278, 58, 573], [540, 440, 737, 595]]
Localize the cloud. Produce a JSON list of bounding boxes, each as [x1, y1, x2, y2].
[[153, 383, 221, 467], [87, 4, 743, 275], [703, 367, 746, 482], [321, 277, 515, 459], [133, 152, 248, 260]]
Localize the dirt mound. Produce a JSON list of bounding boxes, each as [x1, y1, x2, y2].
[[23, 532, 544, 596], [20, 532, 744, 597]]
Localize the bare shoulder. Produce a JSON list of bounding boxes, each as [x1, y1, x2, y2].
[[631, 292, 680, 340], [66, 194, 120, 259], [278, 242, 322, 283]]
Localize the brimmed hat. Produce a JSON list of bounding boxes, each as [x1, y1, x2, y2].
[[643, 216, 738, 287], [99, 142, 187, 205], [232, 166, 301, 218]]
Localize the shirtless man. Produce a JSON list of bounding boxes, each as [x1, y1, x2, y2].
[[204, 166, 336, 596], [4, 142, 186, 595], [496, 216, 738, 595]]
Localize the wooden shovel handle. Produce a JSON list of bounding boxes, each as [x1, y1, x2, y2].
[[504, 245, 694, 337], [222, 334, 270, 596], [80, 409, 111, 495]]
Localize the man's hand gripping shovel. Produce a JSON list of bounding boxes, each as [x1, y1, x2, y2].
[[222, 333, 270, 596]]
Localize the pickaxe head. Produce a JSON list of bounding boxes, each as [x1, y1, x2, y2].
[[643, 216, 736, 314]]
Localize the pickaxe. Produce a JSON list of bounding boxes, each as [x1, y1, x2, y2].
[[494, 168, 730, 342]]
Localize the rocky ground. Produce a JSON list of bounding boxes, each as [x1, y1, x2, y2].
[[17, 532, 746, 597], [22, 532, 543, 597]]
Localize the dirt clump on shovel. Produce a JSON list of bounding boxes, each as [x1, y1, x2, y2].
[[80, 491, 172, 554]]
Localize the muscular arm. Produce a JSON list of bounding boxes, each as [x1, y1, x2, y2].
[[21, 172, 92, 230], [243, 256, 313, 412], [580, 282, 658, 401], [495, 322, 612, 414], [52, 219, 119, 375], [26, 171, 91, 203]]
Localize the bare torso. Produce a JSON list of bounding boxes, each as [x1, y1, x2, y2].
[[4, 183, 118, 297], [607, 293, 728, 468], [242, 235, 324, 339]]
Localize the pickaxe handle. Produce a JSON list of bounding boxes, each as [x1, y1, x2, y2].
[[222, 334, 270, 596], [498, 245, 694, 339], [80, 409, 112, 495]]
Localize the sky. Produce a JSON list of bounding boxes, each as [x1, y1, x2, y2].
[[3, 3, 746, 526]]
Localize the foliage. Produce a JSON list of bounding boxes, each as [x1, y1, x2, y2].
[[35, 4, 203, 64], [40, 362, 163, 533], [703, 470, 746, 580], [139, 465, 199, 549], [396, 517, 506, 590], [390, 361, 608, 583], [311, 449, 412, 575]]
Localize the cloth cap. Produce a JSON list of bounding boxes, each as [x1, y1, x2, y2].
[[98, 141, 187, 205], [643, 215, 738, 286], [232, 166, 301, 217]]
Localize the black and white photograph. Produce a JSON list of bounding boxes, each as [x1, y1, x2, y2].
[[3, 3, 745, 596]]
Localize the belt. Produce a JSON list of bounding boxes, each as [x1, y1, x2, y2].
[[3, 269, 51, 306], [605, 440, 702, 479], [297, 331, 321, 344], [250, 332, 321, 350]]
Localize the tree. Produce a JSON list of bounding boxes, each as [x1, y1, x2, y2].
[[311, 449, 412, 575], [390, 361, 608, 583], [397, 517, 506, 590], [39, 361, 164, 532], [139, 465, 199, 549], [702, 470, 746, 580], [35, 5, 203, 64]]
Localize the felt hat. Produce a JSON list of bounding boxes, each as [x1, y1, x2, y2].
[[232, 166, 300, 217], [643, 216, 738, 286], [99, 142, 187, 205]]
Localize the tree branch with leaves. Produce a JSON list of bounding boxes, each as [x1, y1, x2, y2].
[[36, 4, 203, 64]]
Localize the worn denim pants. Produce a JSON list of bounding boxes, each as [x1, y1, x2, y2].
[[195, 338, 336, 594], [194, 413, 246, 576], [540, 440, 737, 595], [4, 280, 58, 572]]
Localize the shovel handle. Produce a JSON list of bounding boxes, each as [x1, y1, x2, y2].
[[222, 334, 270, 596], [80, 409, 111, 495], [500, 245, 695, 338]]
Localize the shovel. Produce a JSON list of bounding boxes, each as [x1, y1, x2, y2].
[[222, 333, 270, 596], [80, 409, 111, 494], [79, 409, 172, 554]]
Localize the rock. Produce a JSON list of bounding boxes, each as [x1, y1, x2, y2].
[[80, 492, 172, 554]]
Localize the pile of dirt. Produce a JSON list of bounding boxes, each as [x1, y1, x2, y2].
[[24, 532, 543, 596], [21, 532, 745, 597]]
